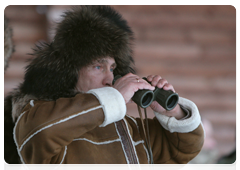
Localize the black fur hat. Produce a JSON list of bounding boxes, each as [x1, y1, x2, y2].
[[21, 5, 135, 100]]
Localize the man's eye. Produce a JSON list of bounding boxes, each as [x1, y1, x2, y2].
[[95, 66, 101, 69], [110, 68, 114, 72]]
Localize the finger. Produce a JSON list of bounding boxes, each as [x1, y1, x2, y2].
[[119, 74, 140, 85], [124, 73, 141, 82], [162, 83, 175, 92], [151, 75, 163, 86], [129, 74, 144, 83], [134, 81, 155, 91], [146, 75, 155, 82], [154, 78, 167, 88], [147, 75, 161, 81], [150, 101, 159, 111], [135, 77, 142, 83], [122, 74, 155, 90]]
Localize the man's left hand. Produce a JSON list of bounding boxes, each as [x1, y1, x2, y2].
[[146, 75, 186, 120]]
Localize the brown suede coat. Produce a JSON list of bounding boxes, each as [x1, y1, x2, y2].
[[13, 92, 204, 164]]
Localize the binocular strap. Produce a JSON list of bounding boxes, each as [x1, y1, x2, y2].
[[137, 106, 154, 164]]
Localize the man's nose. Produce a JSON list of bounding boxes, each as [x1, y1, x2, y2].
[[103, 72, 114, 86]]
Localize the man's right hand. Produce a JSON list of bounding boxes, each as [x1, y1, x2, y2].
[[112, 73, 155, 104]]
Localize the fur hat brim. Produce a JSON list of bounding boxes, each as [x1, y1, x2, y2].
[[21, 5, 135, 100]]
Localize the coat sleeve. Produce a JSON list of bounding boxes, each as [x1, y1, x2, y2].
[[13, 87, 126, 164], [136, 97, 205, 164]]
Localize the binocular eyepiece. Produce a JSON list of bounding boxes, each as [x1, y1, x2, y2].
[[113, 75, 179, 110]]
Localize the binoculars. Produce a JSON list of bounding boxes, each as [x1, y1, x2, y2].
[[113, 75, 179, 110]]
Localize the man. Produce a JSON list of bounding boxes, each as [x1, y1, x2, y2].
[[5, 5, 204, 164]]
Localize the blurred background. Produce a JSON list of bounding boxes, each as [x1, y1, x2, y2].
[[4, 5, 236, 164]]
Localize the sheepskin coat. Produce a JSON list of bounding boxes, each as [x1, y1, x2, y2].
[[12, 87, 204, 164]]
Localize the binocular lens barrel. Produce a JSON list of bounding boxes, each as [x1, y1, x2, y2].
[[153, 88, 179, 110], [132, 90, 154, 108], [113, 75, 179, 110]]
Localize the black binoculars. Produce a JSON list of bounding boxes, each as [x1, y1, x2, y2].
[[113, 75, 179, 110]]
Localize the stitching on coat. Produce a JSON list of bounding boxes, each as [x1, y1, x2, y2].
[[126, 116, 149, 163], [126, 115, 137, 126], [60, 146, 67, 164], [73, 137, 121, 144], [134, 140, 149, 163], [18, 105, 103, 153], [126, 115, 140, 133], [13, 106, 102, 170], [13, 111, 26, 164], [114, 122, 130, 164], [142, 143, 150, 164], [134, 140, 144, 146], [123, 118, 140, 164]]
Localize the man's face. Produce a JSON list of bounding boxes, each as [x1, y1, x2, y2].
[[76, 57, 117, 92]]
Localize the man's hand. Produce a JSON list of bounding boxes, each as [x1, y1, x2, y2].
[[113, 73, 155, 104], [146, 75, 186, 120]]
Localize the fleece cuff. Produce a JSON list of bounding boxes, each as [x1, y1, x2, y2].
[[87, 87, 126, 127], [154, 97, 201, 133]]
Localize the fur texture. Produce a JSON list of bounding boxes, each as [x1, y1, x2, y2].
[[20, 5, 135, 101], [4, 16, 14, 71]]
